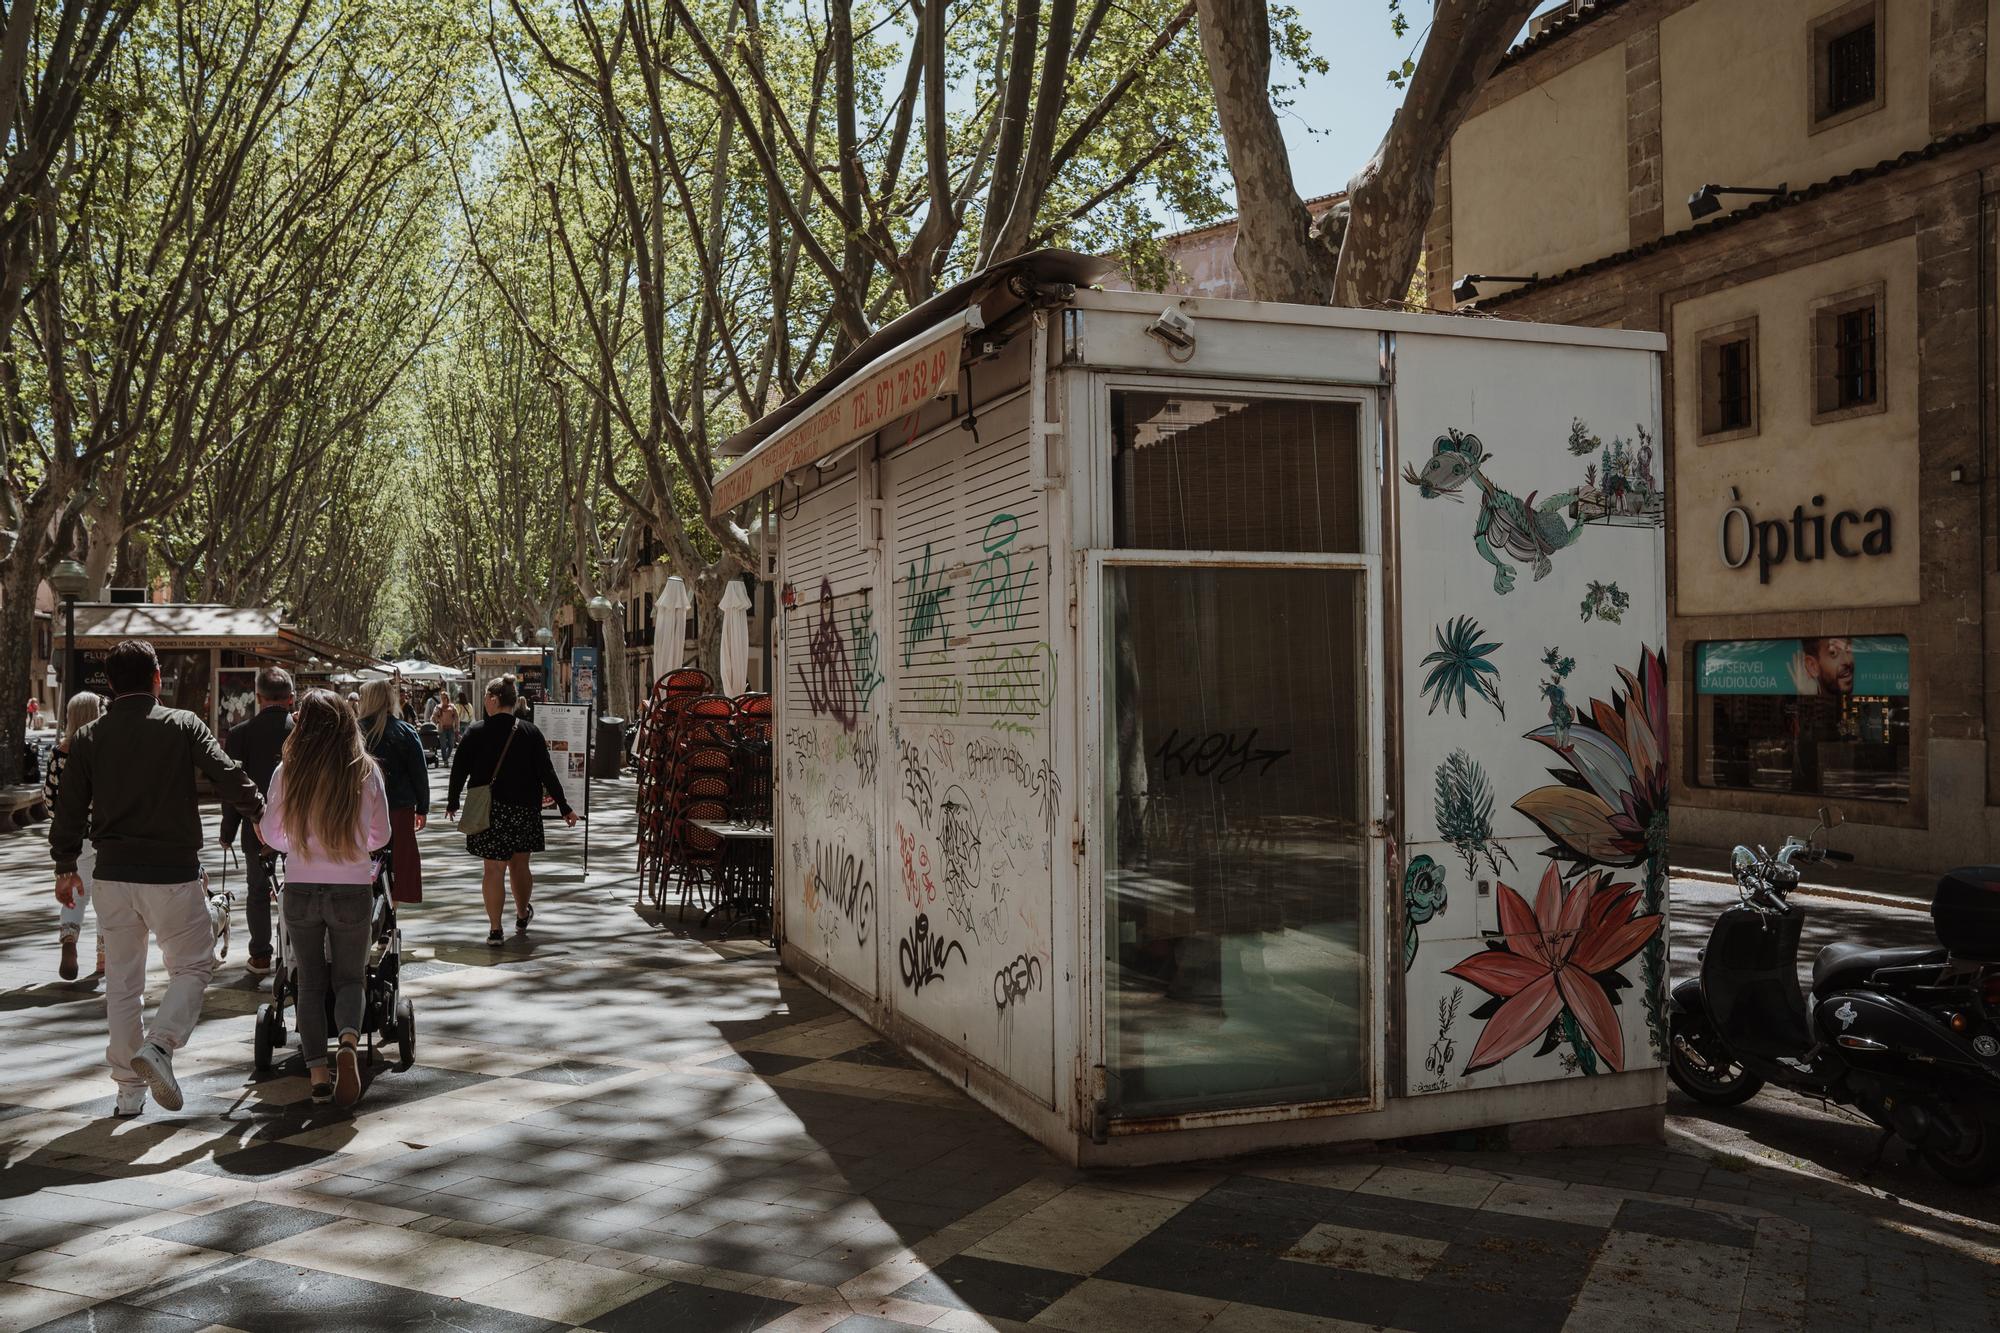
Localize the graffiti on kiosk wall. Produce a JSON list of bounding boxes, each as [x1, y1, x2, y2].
[[993, 953, 1043, 1010], [1404, 429, 1586, 594], [796, 579, 882, 730], [803, 840, 876, 949], [963, 738, 1062, 834], [898, 913, 967, 994], [1152, 728, 1290, 783], [898, 733, 937, 829], [1538, 648, 1576, 749], [1434, 749, 1515, 879], [1420, 615, 1505, 719], [901, 543, 954, 666], [1717, 487, 1893, 584], [896, 822, 937, 908], [967, 641, 1055, 735], [968, 513, 1036, 631]]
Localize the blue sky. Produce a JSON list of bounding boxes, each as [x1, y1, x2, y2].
[[1248, 1, 1567, 207]]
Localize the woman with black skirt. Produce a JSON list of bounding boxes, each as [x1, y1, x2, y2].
[[446, 674, 577, 945]]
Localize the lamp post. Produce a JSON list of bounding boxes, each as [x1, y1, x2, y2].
[[535, 626, 554, 703], [48, 560, 90, 710]]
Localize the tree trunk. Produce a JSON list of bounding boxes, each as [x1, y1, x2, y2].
[[1333, 0, 1540, 309], [1193, 0, 1336, 303], [601, 605, 634, 721], [0, 537, 46, 781]]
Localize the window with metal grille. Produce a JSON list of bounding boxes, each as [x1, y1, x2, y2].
[[1813, 286, 1884, 420], [1698, 321, 1758, 440], [1833, 306, 1877, 408], [1826, 23, 1875, 113]]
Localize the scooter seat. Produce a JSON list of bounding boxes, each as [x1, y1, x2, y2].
[[1812, 942, 1946, 995]]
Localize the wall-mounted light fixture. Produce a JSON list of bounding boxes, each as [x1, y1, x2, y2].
[[1687, 182, 1787, 220], [1452, 274, 1539, 302]]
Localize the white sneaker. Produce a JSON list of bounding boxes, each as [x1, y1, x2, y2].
[[114, 1086, 146, 1118], [130, 1042, 184, 1111]]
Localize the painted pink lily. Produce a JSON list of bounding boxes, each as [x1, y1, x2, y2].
[[1446, 861, 1662, 1074]]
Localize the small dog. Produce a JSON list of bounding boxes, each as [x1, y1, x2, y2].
[[203, 867, 234, 962]]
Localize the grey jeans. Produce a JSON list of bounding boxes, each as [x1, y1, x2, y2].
[[283, 882, 372, 1066]]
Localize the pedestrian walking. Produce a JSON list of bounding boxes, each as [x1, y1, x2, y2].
[[256, 690, 390, 1108], [435, 694, 461, 765], [446, 674, 576, 946], [220, 667, 295, 976], [44, 691, 105, 981], [48, 639, 263, 1117], [358, 679, 427, 903]]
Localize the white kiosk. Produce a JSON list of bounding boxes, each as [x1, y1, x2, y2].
[[716, 253, 1667, 1165]]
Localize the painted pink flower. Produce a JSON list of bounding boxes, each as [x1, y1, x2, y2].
[[1514, 648, 1667, 868], [1445, 861, 1662, 1074]]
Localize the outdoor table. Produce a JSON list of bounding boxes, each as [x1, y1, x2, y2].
[[689, 820, 774, 941]]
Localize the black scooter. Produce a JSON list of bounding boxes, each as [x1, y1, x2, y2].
[[1668, 812, 2000, 1186]]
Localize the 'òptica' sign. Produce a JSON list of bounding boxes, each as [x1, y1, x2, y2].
[[1717, 486, 1893, 584]]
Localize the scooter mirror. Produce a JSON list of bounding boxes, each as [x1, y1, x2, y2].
[[1822, 806, 1843, 830]]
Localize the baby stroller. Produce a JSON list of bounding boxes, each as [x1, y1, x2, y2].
[[252, 849, 416, 1074], [418, 722, 441, 768]]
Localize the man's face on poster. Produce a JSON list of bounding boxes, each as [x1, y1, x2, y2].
[[1804, 638, 1854, 695]]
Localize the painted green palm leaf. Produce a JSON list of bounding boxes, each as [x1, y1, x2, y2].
[[1420, 615, 1505, 719]]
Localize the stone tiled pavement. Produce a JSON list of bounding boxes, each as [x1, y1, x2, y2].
[[2, 774, 1997, 1331]]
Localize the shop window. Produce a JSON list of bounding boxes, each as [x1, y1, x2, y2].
[[1811, 1, 1883, 130], [1695, 636, 1909, 801], [1812, 284, 1884, 421], [1112, 393, 1363, 553], [1697, 318, 1758, 442]]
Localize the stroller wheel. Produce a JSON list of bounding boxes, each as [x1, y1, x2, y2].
[[254, 1003, 279, 1072], [395, 999, 416, 1071]]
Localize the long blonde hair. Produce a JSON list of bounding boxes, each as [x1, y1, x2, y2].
[[358, 678, 398, 746], [281, 690, 377, 859], [63, 692, 103, 744]]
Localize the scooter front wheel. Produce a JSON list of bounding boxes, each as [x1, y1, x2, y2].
[[1667, 1014, 1764, 1107]]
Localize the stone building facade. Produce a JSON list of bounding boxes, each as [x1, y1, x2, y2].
[[1437, 0, 2000, 870]]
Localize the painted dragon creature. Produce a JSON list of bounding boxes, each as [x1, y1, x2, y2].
[[1403, 430, 1585, 594]]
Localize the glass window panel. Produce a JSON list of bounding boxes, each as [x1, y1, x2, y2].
[[1112, 393, 1362, 552], [1695, 636, 1909, 800], [1103, 564, 1369, 1117]]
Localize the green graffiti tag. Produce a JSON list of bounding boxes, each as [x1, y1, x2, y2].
[[900, 543, 954, 667]]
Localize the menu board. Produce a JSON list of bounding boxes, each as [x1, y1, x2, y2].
[[536, 702, 592, 819]]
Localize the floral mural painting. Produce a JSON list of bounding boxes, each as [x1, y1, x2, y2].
[[1579, 580, 1629, 624], [1434, 749, 1516, 879], [1402, 854, 1448, 971], [1446, 862, 1662, 1075], [1420, 616, 1504, 719], [1512, 647, 1671, 1058]]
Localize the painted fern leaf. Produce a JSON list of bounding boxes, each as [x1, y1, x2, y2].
[[1419, 616, 1504, 719]]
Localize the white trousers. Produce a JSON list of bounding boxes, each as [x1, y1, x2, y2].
[[92, 878, 214, 1090]]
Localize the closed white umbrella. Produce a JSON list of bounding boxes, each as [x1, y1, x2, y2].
[[719, 581, 752, 698], [654, 576, 692, 686]]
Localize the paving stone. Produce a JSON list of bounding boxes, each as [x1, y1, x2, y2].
[[148, 1202, 338, 1253]]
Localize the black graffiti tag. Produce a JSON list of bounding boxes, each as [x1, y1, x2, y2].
[[898, 913, 967, 994], [993, 953, 1043, 1010], [807, 840, 876, 947], [937, 785, 982, 891], [796, 579, 873, 731], [963, 738, 1062, 834], [899, 734, 936, 829], [1153, 728, 1291, 784]]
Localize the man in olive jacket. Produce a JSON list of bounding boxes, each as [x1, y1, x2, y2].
[[50, 639, 264, 1116]]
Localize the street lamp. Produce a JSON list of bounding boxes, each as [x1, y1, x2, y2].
[[586, 595, 613, 623], [1452, 273, 1540, 303], [534, 626, 553, 647], [48, 560, 90, 709], [1686, 182, 1787, 221]]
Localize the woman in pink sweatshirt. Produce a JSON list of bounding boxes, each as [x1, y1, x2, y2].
[[258, 690, 390, 1107]]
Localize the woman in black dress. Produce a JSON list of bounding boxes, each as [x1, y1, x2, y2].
[[446, 675, 577, 945]]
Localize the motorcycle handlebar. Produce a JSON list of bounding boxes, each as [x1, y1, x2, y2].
[[1823, 849, 1855, 863]]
